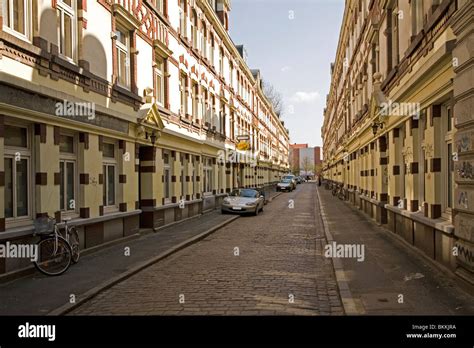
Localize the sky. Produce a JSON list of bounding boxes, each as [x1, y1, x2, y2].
[[229, 0, 345, 147]]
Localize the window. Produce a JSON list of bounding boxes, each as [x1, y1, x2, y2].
[[201, 22, 207, 58], [151, 0, 164, 14], [57, 0, 76, 60], [443, 104, 454, 212], [391, 7, 399, 67], [192, 82, 199, 121], [163, 151, 172, 202], [219, 47, 224, 76], [192, 157, 198, 197], [210, 35, 215, 66], [411, 0, 424, 36], [4, 124, 30, 220], [211, 95, 216, 128], [59, 134, 76, 212], [115, 26, 130, 89], [181, 156, 186, 199], [180, 73, 188, 117], [179, 0, 187, 37], [103, 142, 117, 208], [203, 157, 213, 194], [229, 61, 234, 87], [191, 10, 198, 48], [2, 0, 29, 39], [155, 57, 165, 106], [220, 102, 226, 135], [202, 88, 210, 125]]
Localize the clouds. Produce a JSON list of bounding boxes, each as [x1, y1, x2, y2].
[[289, 91, 321, 103], [281, 66, 292, 73]]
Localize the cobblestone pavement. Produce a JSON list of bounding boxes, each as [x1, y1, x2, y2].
[[71, 184, 344, 315]]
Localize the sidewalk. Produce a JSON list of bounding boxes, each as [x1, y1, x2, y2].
[[317, 186, 474, 315], [0, 211, 238, 315]]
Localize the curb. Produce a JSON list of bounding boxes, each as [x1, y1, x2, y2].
[[48, 215, 239, 316], [315, 186, 363, 315], [0, 212, 216, 285]]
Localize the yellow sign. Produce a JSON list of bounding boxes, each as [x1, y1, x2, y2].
[[237, 141, 250, 151]]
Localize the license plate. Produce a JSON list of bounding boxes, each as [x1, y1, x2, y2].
[[233, 207, 242, 211]]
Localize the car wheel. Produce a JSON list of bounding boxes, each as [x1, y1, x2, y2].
[[221, 209, 227, 214]]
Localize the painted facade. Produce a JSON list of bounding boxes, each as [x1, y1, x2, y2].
[[0, 0, 290, 274], [322, 0, 473, 284]]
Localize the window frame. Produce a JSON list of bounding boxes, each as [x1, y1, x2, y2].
[[203, 157, 213, 195], [154, 57, 165, 106], [2, 0, 31, 42], [4, 122, 33, 225], [115, 24, 131, 90], [59, 132, 78, 214], [163, 150, 172, 204], [442, 103, 455, 218], [57, 0, 77, 62], [102, 140, 118, 213]]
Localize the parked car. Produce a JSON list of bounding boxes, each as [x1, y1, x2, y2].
[[277, 178, 294, 192], [282, 175, 297, 190], [221, 188, 265, 215], [295, 176, 305, 184]]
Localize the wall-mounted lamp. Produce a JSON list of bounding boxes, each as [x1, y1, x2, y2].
[[146, 131, 158, 146], [372, 120, 384, 136]]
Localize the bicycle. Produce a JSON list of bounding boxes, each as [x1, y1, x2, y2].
[[33, 216, 80, 276], [337, 186, 347, 200]]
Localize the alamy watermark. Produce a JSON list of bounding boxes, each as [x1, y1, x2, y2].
[[217, 149, 259, 168], [0, 242, 38, 262], [380, 100, 420, 120], [55, 100, 96, 120], [324, 241, 365, 262]]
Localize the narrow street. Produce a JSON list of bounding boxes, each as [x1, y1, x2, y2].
[[70, 184, 343, 315], [69, 183, 474, 315]]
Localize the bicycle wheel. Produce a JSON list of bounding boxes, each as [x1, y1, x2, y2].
[[69, 227, 80, 263], [34, 236, 72, 276]]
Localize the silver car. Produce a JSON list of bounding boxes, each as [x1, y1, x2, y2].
[[277, 178, 294, 192], [221, 189, 265, 216]]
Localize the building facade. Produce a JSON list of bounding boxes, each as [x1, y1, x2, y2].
[[289, 143, 322, 177], [322, 0, 473, 284], [0, 0, 290, 274]]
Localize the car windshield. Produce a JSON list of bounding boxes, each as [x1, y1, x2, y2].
[[281, 179, 291, 183], [283, 176, 294, 180], [230, 189, 258, 198]]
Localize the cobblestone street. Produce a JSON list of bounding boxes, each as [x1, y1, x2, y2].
[[71, 184, 344, 315]]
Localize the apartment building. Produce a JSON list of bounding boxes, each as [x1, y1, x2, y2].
[[322, 0, 473, 284], [289, 143, 322, 177], [0, 0, 290, 274]]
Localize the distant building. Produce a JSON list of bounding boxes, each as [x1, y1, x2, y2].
[[289, 144, 322, 177]]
